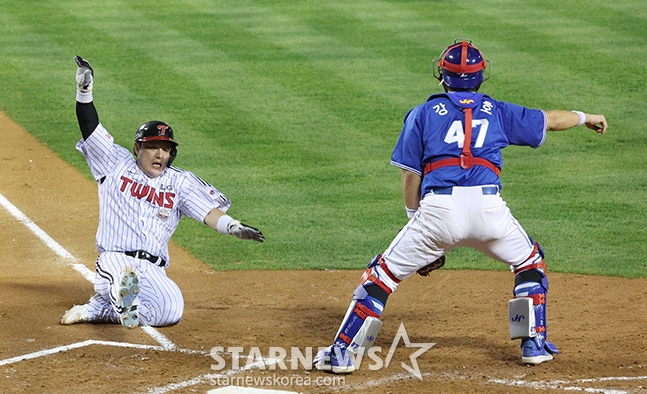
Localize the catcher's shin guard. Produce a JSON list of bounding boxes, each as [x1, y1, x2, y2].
[[316, 255, 397, 373], [334, 254, 398, 353], [333, 284, 385, 353], [509, 243, 560, 365]]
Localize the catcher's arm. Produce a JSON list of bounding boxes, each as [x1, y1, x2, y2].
[[545, 110, 608, 134], [402, 169, 421, 219]]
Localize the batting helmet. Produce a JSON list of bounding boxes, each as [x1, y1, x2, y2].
[[433, 40, 490, 90], [135, 121, 178, 167]]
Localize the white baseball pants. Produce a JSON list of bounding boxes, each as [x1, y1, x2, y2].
[[88, 252, 184, 326], [382, 185, 537, 287]]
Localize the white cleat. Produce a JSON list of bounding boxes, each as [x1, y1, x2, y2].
[[60, 304, 89, 325], [118, 271, 140, 329]]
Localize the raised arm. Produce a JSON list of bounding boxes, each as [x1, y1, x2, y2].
[[74, 56, 99, 140]]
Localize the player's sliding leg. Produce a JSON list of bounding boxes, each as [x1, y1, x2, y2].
[[314, 254, 399, 373], [60, 293, 120, 325], [508, 242, 560, 365], [117, 271, 140, 329]]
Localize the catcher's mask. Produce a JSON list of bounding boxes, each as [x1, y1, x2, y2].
[[433, 39, 491, 91], [135, 120, 178, 167]]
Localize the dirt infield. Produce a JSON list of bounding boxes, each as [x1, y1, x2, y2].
[[1, 112, 646, 393]]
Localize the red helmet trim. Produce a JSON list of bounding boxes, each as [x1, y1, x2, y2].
[[438, 41, 486, 74]]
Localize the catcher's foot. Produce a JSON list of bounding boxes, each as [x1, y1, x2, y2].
[[521, 339, 560, 365], [118, 271, 140, 329], [60, 304, 89, 325], [314, 345, 355, 374]]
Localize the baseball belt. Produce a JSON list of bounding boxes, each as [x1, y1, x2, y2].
[[125, 250, 167, 267], [431, 186, 499, 195]]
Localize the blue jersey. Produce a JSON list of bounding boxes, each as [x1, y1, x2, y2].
[[391, 92, 547, 196]]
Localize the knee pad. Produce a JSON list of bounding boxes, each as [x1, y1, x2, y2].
[[360, 254, 400, 294], [509, 244, 550, 346]]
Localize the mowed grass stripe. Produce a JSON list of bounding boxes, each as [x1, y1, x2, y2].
[[0, 0, 644, 275]]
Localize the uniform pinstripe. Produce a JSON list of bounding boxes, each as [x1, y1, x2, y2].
[[77, 123, 230, 327]]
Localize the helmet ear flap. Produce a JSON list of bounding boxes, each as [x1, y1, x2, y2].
[[167, 146, 177, 167]]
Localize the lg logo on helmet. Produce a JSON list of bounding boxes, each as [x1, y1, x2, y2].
[[157, 125, 169, 136]]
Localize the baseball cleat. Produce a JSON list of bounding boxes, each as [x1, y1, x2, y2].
[[118, 271, 140, 329], [521, 339, 560, 365], [314, 346, 333, 371], [60, 303, 89, 325], [314, 345, 355, 374]]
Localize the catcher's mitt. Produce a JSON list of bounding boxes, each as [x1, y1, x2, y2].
[[417, 255, 446, 276]]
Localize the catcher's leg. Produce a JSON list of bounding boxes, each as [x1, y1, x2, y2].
[[314, 254, 400, 374], [509, 242, 560, 365]]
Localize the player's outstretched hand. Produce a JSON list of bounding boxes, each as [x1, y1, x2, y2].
[[74, 56, 94, 93], [585, 114, 608, 135], [228, 220, 265, 243]]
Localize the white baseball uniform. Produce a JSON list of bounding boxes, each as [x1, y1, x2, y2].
[[76, 123, 231, 326]]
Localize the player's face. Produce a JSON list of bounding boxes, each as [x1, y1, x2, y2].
[[134, 141, 174, 178]]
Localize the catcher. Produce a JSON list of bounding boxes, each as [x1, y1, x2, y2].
[[314, 40, 607, 373]]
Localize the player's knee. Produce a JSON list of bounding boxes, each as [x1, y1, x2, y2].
[[512, 241, 549, 291], [140, 301, 184, 327], [360, 254, 400, 295], [165, 303, 184, 326]]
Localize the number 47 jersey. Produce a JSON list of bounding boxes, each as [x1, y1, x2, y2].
[[391, 92, 547, 195]]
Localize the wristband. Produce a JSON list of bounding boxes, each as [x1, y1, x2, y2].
[[216, 215, 234, 235], [76, 90, 93, 104], [405, 207, 417, 220], [572, 111, 586, 126]]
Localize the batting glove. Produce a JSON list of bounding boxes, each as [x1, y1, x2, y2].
[[227, 220, 265, 243], [74, 56, 94, 93]]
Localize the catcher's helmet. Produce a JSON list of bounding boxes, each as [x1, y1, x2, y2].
[[135, 121, 178, 167], [433, 40, 490, 90]]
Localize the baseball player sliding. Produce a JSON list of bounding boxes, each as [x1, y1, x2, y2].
[[314, 40, 608, 372], [61, 56, 264, 329]]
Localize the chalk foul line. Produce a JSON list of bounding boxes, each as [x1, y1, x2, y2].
[[0, 340, 207, 367]]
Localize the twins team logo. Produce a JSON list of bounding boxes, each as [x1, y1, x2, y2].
[[157, 124, 169, 136], [119, 176, 175, 208]]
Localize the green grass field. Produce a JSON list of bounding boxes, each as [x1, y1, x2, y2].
[[0, 0, 645, 277]]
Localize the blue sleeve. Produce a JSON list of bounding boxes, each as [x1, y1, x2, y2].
[[391, 105, 425, 175], [499, 102, 546, 148]]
